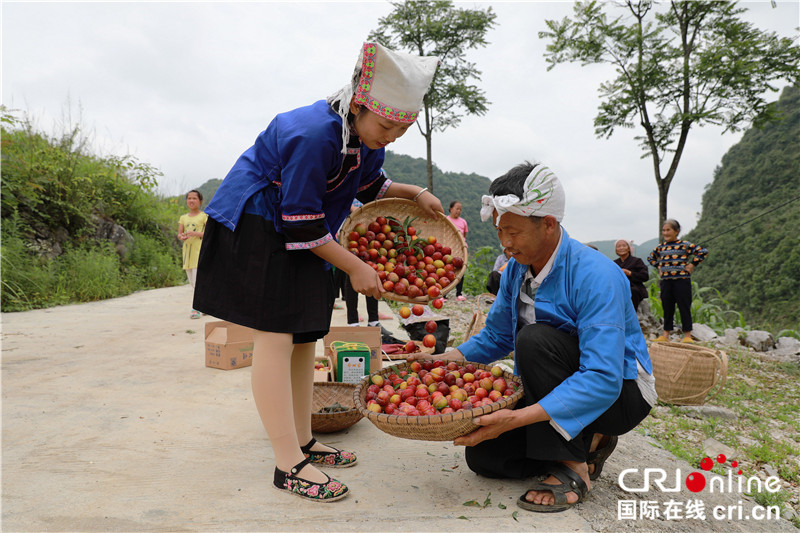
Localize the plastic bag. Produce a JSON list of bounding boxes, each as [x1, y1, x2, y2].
[[402, 319, 450, 354]]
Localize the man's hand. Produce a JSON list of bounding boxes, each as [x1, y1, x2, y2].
[[453, 409, 518, 447]]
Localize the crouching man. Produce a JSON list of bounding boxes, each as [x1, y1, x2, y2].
[[424, 162, 656, 512]]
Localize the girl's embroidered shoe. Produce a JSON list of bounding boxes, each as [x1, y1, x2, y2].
[[301, 437, 358, 468], [273, 456, 348, 502]]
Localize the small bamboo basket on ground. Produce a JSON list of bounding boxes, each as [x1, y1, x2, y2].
[[463, 293, 496, 343], [337, 198, 468, 304], [311, 382, 363, 433], [648, 342, 728, 406], [353, 361, 524, 441]]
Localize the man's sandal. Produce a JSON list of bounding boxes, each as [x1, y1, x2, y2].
[[273, 456, 349, 502], [301, 437, 358, 468], [517, 463, 590, 513], [587, 435, 618, 481]]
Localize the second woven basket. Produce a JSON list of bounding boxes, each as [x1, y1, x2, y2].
[[649, 341, 727, 405]]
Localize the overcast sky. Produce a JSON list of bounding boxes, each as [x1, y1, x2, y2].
[[3, 1, 798, 245]]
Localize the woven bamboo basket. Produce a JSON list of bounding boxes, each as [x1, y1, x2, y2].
[[311, 382, 363, 433], [463, 293, 496, 343], [648, 342, 728, 405], [337, 198, 468, 303], [353, 361, 524, 441]]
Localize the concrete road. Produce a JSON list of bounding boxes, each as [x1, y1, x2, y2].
[[2, 285, 793, 532]]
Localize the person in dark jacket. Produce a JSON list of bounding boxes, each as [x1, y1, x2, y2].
[[614, 239, 649, 311]]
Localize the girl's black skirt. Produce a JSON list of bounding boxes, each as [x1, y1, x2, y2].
[[193, 214, 335, 344]]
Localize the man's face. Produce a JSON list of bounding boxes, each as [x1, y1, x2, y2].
[[493, 211, 555, 267]]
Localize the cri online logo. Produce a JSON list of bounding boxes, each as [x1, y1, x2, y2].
[[686, 454, 740, 492], [619, 454, 782, 494]]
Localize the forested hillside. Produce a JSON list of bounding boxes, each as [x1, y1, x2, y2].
[[686, 85, 800, 331]]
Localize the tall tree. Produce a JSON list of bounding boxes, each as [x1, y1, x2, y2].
[[539, 1, 800, 237], [369, 0, 496, 193]]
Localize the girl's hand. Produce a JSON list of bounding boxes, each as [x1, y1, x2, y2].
[[622, 268, 632, 276], [349, 262, 385, 300], [686, 264, 695, 274], [416, 191, 443, 218]]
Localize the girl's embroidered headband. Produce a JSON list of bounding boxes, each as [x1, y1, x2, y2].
[[328, 42, 439, 153]]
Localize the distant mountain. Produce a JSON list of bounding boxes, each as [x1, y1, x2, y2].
[[195, 179, 221, 205], [686, 85, 800, 331], [194, 151, 660, 262]]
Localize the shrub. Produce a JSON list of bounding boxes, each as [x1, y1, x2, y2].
[[0, 223, 68, 311], [54, 244, 125, 301], [462, 246, 496, 295], [125, 231, 184, 288]]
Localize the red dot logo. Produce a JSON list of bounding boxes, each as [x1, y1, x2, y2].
[[716, 454, 727, 464], [731, 460, 738, 468], [700, 457, 713, 471], [686, 472, 706, 493]]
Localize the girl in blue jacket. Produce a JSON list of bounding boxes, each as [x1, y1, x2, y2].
[[193, 42, 441, 502]]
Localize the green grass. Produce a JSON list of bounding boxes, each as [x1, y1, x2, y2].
[[641, 343, 800, 523]]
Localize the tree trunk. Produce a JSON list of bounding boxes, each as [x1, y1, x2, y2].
[[422, 99, 434, 193], [657, 179, 668, 241], [426, 134, 433, 193]]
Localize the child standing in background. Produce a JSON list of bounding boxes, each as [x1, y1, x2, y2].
[[648, 219, 708, 343], [178, 189, 207, 319]]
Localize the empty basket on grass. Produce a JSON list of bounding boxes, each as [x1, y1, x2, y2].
[[311, 382, 363, 433], [648, 342, 728, 406], [337, 198, 468, 304], [353, 361, 524, 441], [463, 293, 495, 343]]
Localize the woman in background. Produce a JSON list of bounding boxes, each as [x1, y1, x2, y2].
[[447, 200, 468, 301], [613, 239, 649, 312]]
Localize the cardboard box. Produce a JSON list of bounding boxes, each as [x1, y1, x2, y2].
[[314, 356, 333, 382], [324, 326, 381, 382], [330, 341, 371, 383], [204, 321, 254, 370]]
